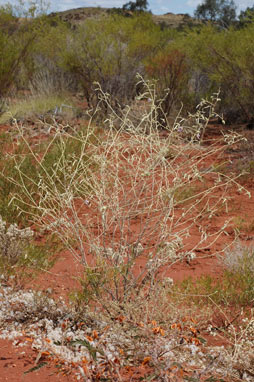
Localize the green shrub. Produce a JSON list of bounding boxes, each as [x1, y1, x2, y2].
[[59, 13, 173, 113], [174, 24, 254, 122], [0, 5, 66, 103], [0, 29, 32, 101]]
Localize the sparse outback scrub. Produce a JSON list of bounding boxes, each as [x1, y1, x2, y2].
[[1, 79, 252, 381]]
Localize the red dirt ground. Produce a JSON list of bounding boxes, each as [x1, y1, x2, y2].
[[1, 122, 254, 381]]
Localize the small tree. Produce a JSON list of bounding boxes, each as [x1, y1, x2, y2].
[[194, 0, 237, 28], [123, 0, 148, 12], [145, 49, 189, 122], [238, 6, 254, 28], [60, 14, 166, 113], [0, 6, 36, 103]]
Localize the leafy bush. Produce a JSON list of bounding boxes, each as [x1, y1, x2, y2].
[[24, 16, 74, 95], [59, 13, 172, 114], [174, 24, 254, 123], [0, 4, 66, 103], [194, 0, 237, 28], [0, 28, 32, 101], [238, 6, 254, 28]]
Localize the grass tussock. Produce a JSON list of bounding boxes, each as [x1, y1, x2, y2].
[[176, 242, 254, 307], [0, 94, 77, 124]]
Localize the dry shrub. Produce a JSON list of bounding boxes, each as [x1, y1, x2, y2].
[[5, 78, 249, 307]]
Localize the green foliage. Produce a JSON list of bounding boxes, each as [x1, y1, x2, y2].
[[238, 6, 254, 28], [0, 4, 19, 34], [24, 363, 47, 375], [0, 125, 94, 226], [0, 3, 65, 101], [1, 0, 254, 125], [123, 0, 148, 12], [17, 14, 69, 93], [60, 14, 172, 112], [0, 146, 38, 225], [0, 27, 32, 100], [194, 0, 237, 28], [173, 24, 254, 122]]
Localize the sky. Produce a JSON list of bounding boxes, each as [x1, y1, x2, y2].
[[1, 0, 254, 16]]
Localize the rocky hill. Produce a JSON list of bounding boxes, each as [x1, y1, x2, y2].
[[50, 7, 198, 29]]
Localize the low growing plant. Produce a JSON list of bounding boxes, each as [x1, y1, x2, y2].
[[218, 242, 254, 305], [0, 215, 57, 285], [0, 93, 76, 124], [176, 242, 254, 307]]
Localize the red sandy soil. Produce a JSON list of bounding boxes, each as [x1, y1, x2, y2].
[[0, 122, 254, 381], [0, 338, 76, 382]]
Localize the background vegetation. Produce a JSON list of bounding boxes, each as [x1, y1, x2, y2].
[[1, 0, 254, 124]]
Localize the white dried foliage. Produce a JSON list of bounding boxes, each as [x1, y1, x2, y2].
[[0, 215, 33, 265], [218, 241, 254, 274], [0, 286, 254, 380]]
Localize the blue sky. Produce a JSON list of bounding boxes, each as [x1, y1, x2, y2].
[[1, 0, 254, 16]]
